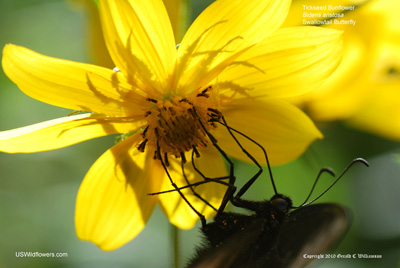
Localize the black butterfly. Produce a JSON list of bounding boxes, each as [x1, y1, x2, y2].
[[187, 199, 352, 268], [183, 117, 369, 268]]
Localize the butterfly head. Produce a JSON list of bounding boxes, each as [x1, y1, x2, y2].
[[269, 194, 293, 215]]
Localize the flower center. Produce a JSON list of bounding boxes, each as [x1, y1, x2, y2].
[[138, 86, 220, 163]]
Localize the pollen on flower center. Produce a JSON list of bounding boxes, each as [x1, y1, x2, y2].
[[138, 86, 220, 162]]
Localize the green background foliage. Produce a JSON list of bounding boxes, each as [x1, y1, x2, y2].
[[0, 0, 399, 267]]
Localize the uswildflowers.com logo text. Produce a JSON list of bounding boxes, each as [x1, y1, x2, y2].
[[15, 251, 68, 258]]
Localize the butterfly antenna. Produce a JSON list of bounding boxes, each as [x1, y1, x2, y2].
[[299, 158, 369, 207], [296, 168, 335, 208]]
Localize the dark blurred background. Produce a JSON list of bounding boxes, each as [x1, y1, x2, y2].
[[0, 0, 399, 267]]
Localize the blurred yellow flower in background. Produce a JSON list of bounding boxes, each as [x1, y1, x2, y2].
[[68, 0, 114, 68], [1, 0, 342, 250], [163, 0, 189, 43], [284, 0, 400, 140]]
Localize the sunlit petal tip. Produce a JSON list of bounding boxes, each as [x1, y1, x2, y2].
[[2, 44, 148, 116], [0, 114, 144, 153], [75, 134, 161, 250]]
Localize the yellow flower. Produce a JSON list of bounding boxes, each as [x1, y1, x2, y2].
[[284, 0, 400, 139], [1, 0, 342, 250]]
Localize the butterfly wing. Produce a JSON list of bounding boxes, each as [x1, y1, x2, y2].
[[266, 203, 350, 268], [188, 204, 349, 268]]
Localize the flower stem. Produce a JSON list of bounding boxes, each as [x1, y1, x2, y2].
[[171, 224, 181, 268]]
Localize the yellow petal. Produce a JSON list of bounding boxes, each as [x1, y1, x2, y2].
[[0, 113, 144, 153], [180, 0, 291, 52], [75, 133, 161, 251], [2, 44, 147, 116], [99, 0, 176, 94], [176, 0, 291, 94], [215, 98, 322, 165], [217, 27, 343, 98], [158, 146, 228, 229]]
